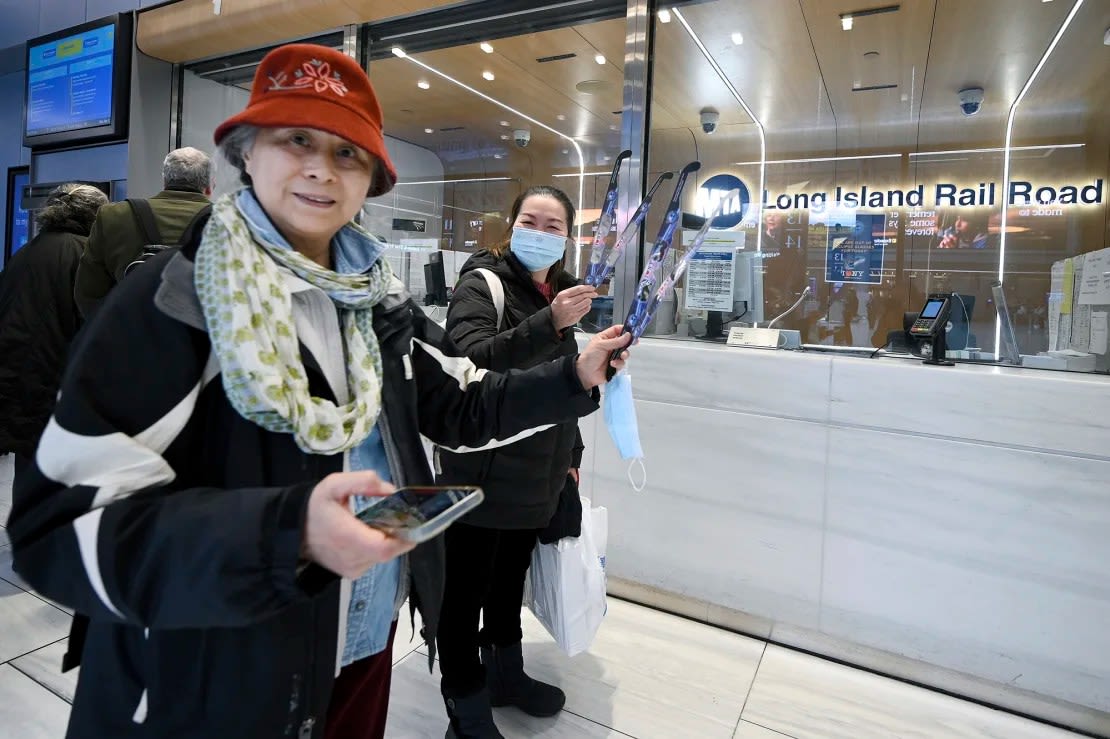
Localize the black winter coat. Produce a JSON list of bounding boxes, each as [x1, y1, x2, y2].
[[436, 250, 583, 529], [7, 220, 600, 738], [0, 229, 86, 457]]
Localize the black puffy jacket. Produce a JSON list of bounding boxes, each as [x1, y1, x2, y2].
[[0, 229, 86, 457], [436, 250, 583, 529], [7, 222, 600, 738]]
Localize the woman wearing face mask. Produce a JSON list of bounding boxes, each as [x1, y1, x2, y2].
[[435, 185, 597, 738]]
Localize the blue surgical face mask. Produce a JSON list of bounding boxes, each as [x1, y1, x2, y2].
[[510, 227, 567, 272], [603, 371, 647, 491]]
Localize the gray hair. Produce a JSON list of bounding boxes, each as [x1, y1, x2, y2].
[[216, 125, 259, 190], [35, 183, 109, 235], [162, 146, 212, 193]]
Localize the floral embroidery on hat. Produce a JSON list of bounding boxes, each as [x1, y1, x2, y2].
[[267, 58, 348, 97]]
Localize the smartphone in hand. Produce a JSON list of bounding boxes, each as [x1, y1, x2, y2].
[[355, 486, 484, 544]]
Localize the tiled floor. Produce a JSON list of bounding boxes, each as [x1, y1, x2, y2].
[[0, 454, 1084, 738]]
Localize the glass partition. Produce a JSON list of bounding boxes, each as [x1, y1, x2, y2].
[[638, 0, 1107, 370], [1005, 0, 1110, 367], [366, 15, 627, 305]]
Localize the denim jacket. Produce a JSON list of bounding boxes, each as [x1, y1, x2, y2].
[[240, 189, 402, 666]]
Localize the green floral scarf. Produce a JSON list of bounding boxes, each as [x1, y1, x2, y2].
[[194, 192, 393, 454]]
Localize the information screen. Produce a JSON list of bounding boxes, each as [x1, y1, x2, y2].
[[26, 24, 116, 137], [8, 171, 30, 257]]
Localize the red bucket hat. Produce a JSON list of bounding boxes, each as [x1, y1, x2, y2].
[[214, 44, 397, 198]]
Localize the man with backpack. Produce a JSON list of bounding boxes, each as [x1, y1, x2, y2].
[[74, 147, 212, 317]]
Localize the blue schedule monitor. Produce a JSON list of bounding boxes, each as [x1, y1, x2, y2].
[[5, 168, 30, 265], [26, 24, 116, 137]]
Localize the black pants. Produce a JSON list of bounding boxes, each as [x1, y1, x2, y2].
[[11, 453, 31, 497], [438, 523, 540, 696]]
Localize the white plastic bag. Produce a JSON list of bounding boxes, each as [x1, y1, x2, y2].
[[526, 496, 608, 656]]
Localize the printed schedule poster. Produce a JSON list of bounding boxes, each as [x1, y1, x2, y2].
[[683, 229, 744, 312], [26, 25, 115, 136], [824, 213, 889, 285]]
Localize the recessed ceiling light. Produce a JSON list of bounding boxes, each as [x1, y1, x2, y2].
[[482, 71, 495, 81], [658, 9, 672, 23], [595, 54, 606, 65], [562, 149, 569, 154], [499, 120, 511, 127], [480, 42, 494, 53], [391, 46, 406, 57], [417, 80, 430, 89], [500, 134, 510, 140], [424, 128, 434, 134], [556, 114, 567, 121], [494, 154, 504, 159], [731, 32, 743, 45], [841, 15, 853, 30]]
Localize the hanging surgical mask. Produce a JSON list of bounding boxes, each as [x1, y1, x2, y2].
[[603, 371, 646, 492], [509, 227, 567, 272]]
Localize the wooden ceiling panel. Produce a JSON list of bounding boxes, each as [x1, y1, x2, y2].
[[138, 0, 458, 63], [184, 0, 1108, 174], [1011, 0, 1110, 143], [650, 20, 755, 130]]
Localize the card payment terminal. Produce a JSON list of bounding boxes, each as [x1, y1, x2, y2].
[[909, 294, 954, 366]]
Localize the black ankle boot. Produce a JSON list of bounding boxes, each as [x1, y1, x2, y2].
[[442, 685, 505, 739], [481, 642, 566, 718]]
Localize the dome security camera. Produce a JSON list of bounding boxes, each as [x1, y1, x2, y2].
[[958, 87, 984, 117], [699, 108, 720, 134], [513, 129, 531, 147]]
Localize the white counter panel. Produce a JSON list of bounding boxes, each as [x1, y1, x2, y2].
[[828, 357, 1110, 458], [578, 335, 1110, 729], [592, 400, 828, 631], [823, 427, 1110, 710]]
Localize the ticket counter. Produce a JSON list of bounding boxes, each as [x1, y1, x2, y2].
[[578, 336, 1110, 735]]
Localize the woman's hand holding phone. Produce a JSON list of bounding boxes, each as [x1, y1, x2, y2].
[[303, 472, 416, 580]]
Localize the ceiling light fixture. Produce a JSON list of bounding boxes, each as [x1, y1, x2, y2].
[[397, 177, 514, 186], [733, 153, 901, 166], [839, 4, 900, 30], [500, 134, 510, 140], [493, 154, 504, 159], [417, 80, 430, 90], [731, 32, 744, 45], [391, 46, 406, 58], [391, 51, 587, 273], [595, 53, 606, 65], [480, 42, 494, 53], [482, 71, 495, 81], [998, 0, 1084, 354], [658, 9, 672, 23], [911, 143, 1083, 157], [556, 114, 567, 121], [424, 128, 434, 134]]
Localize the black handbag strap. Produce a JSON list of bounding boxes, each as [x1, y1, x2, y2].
[[126, 198, 163, 244]]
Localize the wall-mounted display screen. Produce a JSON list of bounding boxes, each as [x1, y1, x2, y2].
[[4, 167, 30, 266], [23, 14, 132, 150]]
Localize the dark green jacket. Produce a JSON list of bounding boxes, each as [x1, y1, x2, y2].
[[74, 189, 209, 317]]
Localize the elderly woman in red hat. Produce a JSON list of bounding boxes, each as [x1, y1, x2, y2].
[[8, 44, 628, 739]]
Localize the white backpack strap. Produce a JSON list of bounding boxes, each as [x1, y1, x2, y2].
[[474, 268, 505, 331]]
